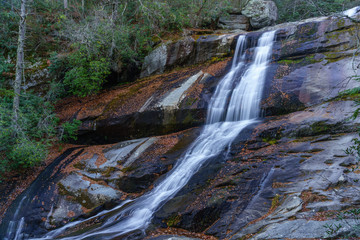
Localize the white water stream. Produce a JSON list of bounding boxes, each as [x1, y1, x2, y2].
[[343, 6, 359, 17], [9, 30, 276, 240], [4, 196, 27, 240]]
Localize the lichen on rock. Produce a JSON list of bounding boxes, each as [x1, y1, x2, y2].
[[242, 0, 278, 29]]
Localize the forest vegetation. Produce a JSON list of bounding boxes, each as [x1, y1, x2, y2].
[[0, 0, 359, 178]]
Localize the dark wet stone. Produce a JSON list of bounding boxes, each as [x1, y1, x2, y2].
[[117, 163, 168, 193]]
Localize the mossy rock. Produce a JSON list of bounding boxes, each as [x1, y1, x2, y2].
[[166, 214, 182, 227]]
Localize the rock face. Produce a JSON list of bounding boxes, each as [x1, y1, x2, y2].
[[242, 0, 278, 29], [154, 99, 360, 239], [262, 15, 360, 115], [57, 59, 231, 144], [218, 14, 250, 30], [55, 15, 359, 145], [140, 33, 237, 78]]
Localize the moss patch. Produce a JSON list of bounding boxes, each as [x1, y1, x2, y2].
[[73, 161, 86, 170], [121, 165, 138, 173], [311, 121, 331, 135], [262, 137, 278, 145], [58, 182, 94, 209], [271, 194, 281, 209], [166, 214, 182, 227], [277, 55, 319, 66]]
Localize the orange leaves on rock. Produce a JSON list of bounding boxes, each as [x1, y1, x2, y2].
[[67, 211, 76, 218], [204, 58, 231, 77], [146, 227, 217, 240], [300, 190, 328, 212]]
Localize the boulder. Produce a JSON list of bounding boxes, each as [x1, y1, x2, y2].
[[58, 173, 122, 209], [141, 44, 169, 78], [241, 0, 278, 29], [218, 14, 250, 30]]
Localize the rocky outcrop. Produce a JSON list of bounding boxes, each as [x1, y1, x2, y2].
[[153, 98, 360, 238], [140, 33, 237, 78], [218, 14, 250, 30], [22, 58, 51, 94], [5, 97, 360, 237], [261, 15, 360, 115], [0, 128, 200, 234], [227, 131, 360, 239], [56, 59, 231, 144], [242, 0, 278, 29], [58, 172, 122, 209]]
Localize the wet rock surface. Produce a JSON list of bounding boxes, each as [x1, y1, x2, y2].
[[153, 107, 360, 239], [0, 128, 202, 237], [262, 16, 360, 115]]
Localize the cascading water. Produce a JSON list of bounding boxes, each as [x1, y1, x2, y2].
[[343, 6, 359, 17], [18, 30, 275, 240]]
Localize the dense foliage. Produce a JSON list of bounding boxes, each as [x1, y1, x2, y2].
[[0, 94, 53, 168], [0, 92, 80, 174], [274, 0, 360, 23], [50, 0, 232, 96]]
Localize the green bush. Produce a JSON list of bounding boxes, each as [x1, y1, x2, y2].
[[0, 93, 57, 174], [8, 138, 47, 168], [61, 119, 82, 141], [0, 89, 82, 177], [0, 56, 13, 90], [274, 0, 360, 23], [0, 8, 18, 56], [63, 48, 111, 97]]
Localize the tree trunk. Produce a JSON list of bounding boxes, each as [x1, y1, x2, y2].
[[12, 0, 27, 131], [64, 0, 68, 9]]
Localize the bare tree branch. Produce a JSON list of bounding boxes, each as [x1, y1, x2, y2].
[[12, 0, 27, 132]]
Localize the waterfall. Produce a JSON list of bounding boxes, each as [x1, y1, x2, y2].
[[4, 196, 27, 240], [343, 6, 359, 17], [207, 35, 247, 124], [30, 31, 276, 240], [225, 31, 275, 121]]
